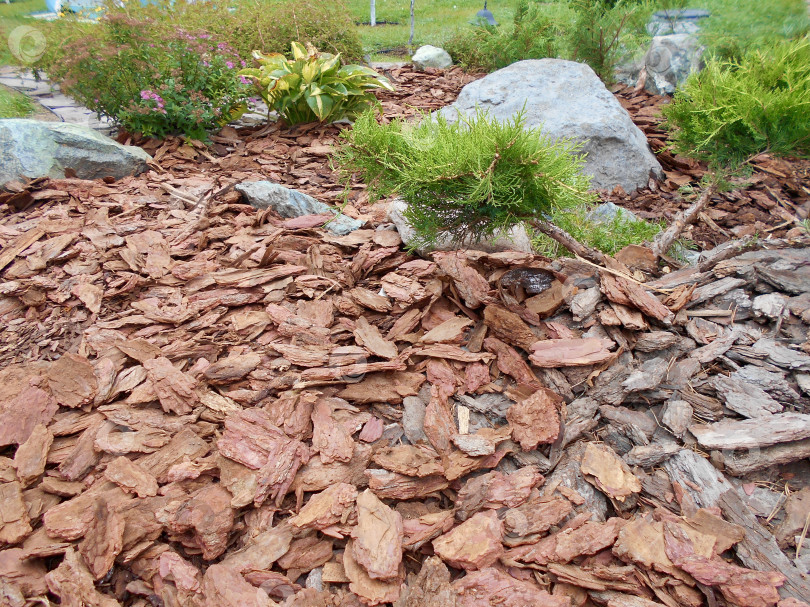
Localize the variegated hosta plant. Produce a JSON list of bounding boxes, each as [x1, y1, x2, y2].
[[239, 42, 394, 125]]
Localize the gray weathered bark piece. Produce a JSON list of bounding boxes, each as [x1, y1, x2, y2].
[[621, 358, 669, 393], [718, 489, 810, 602], [722, 439, 810, 476], [689, 413, 810, 450], [662, 449, 735, 509], [710, 375, 782, 418], [752, 338, 810, 371], [624, 441, 681, 467]]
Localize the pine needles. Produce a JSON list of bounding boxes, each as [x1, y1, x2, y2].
[[337, 109, 596, 252], [663, 35, 810, 168]]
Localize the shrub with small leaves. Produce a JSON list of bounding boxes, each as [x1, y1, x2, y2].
[[240, 42, 394, 126], [47, 15, 251, 139]]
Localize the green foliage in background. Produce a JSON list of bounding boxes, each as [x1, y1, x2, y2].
[[33, 0, 363, 75], [337, 108, 598, 251], [663, 36, 810, 167], [127, 0, 364, 62], [566, 0, 647, 81], [444, 0, 566, 72], [240, 42, 393, 125], [697, 0, 810, 61], [445, 0, 646, 81]]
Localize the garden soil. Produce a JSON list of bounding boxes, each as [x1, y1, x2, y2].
[[2, 66, 810, 607]]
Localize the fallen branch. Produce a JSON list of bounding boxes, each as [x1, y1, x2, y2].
[[651, 183, 717, 257], [530, 219, 607, 265]]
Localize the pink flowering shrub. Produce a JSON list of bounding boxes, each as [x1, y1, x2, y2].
[[48, 15, 251, 139]]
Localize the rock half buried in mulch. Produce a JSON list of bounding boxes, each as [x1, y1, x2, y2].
[[0, 119, 150, 186]]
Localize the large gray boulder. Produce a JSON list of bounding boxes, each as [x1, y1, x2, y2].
[[0, 119, 150, 186], [411, 45, 453, 70], [644, 34, 705, 96], [236, 181, 363, 236], [439, 59, 662, 193], [388, 198, 533, 254]]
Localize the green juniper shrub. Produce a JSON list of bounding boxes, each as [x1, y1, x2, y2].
[[240, 42, 394, 126], [337, 108, 603, 253], [46, 15, 251, 139], [662, 35, 810, 168]]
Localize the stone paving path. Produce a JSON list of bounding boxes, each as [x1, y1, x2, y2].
[[0, 65, 116, 134], [0, 65, 272, 134]]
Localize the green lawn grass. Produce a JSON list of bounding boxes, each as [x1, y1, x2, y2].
[[344, 0, 807, 61], [344, 0, 518, 59], [0, 83, 34, 117], [0, 0, 49, 65]]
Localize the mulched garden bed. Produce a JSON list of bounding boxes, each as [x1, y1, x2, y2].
[[2, 65, 810, 607]]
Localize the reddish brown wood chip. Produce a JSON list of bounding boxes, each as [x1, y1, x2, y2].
[[143, 356, 199, 415], [78, 497, 125, 580], [352, 489, 404, 580], [453, 567, 570, 607], [664, 521, 785, 607], [218, 409, 309, 506], [529, 338, 616, 367], [47, 353, 98, 408], [506, 387, 562, 450], [432, 510, 504, 571], [354, 316, 399, 359], [344, 540, 403, 606]]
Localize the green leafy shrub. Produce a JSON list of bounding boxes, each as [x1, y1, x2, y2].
[[663, 36, 810, 167], [337, 108, 598, 251], [444, 0, 566, 72], [45, 15, 251, 139], [240, 42, 393, 125]]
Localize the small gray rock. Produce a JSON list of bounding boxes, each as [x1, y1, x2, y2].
[[645, 34, 705, 95], [661, 399, 693, 438], [411, 45, 453, 70], [752, 293, 789, 321], [402, 396, 428, 444], [388, 198, 533, 254], [0, 119, 151, 185], [588, 201, 639, 224], [305, 567, 323, 591], [235, 181, 363, 235]]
